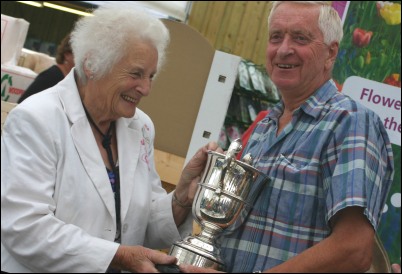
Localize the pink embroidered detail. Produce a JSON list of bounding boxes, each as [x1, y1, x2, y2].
[[140, 125, 151, 171]]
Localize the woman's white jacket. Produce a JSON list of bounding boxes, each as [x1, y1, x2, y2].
[[1, 70, 192, 272]]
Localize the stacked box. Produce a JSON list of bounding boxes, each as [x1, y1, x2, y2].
[[1, 64, 37, 103], [1, 14, 30, 66]]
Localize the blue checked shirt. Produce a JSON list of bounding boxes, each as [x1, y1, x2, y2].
[[219, 80, 394, 273]]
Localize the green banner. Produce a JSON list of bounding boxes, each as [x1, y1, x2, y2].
[[332, 1, 401, 265]]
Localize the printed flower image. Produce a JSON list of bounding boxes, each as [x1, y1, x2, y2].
[[333, 1, 401, 87], [383, 73, 401, 87], [377, 1, 401, 25], [352, 28, 373, 47]]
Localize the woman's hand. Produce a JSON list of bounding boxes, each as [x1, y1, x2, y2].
[[110, 245, 177, 273], [171, 142, 223, 225], [175, 142, 223, 206]]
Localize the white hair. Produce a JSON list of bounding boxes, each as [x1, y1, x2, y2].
[[71, 6, 170, 83], [268, 1, 343, 45]]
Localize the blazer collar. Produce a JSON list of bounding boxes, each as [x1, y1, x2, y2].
[[57, 69, 142, 224]]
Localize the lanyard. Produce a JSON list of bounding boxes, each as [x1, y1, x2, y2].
[[83, 105, 121, 233]]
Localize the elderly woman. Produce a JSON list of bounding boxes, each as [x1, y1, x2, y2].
[[1, 6, 220, 273]]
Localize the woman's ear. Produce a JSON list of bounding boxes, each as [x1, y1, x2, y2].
[[83, 58, 93, 79]]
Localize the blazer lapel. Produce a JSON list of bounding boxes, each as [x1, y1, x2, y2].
[[116, 117, 141, 223], [71, 120, 116, 219], [58, 70, 116, 220]]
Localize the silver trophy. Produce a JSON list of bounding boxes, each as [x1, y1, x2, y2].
[[169, 139, 269, 271]]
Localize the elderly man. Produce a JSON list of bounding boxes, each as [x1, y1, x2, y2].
[[180, 1, 394, 273]]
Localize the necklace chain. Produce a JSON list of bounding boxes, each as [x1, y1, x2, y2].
[[82, 104, 115, 168]]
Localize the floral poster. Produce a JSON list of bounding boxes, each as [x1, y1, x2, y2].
[[332, 1, 401, 265]]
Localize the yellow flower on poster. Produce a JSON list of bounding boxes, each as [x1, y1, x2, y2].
[[378, 1, 401, 25]]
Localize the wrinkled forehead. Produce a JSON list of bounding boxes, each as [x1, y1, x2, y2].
[[269, 3, 321, 35], [123, 42, 158, 68], [270, 2, 320, 23]]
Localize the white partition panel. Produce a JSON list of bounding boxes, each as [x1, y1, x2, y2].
[[185, 51, 241, 165]]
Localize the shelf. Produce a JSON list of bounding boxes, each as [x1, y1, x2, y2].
[[154, 149, 185, 188]]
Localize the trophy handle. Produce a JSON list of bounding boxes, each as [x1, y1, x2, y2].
[[219, 138, 242, 187], [223, 138, 242, 166]]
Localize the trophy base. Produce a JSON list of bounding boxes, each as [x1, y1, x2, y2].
[[155, 264, 181, 273], [169, 236, 225, 270]]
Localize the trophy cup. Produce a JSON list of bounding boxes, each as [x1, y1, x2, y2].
[[167, 139, 269, 271]]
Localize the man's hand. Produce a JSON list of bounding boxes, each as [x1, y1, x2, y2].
[[392, 263, 401, 273], [175, 142, 223, 206], [179, 264, 225, 273]]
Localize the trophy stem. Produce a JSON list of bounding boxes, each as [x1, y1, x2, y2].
[[197, 221, 223, 245]]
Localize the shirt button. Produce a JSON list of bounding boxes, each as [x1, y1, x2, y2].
[[122, 223, 128, 233]]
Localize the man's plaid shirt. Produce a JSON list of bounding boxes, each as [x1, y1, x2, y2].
[[219, 81, 394, 273]]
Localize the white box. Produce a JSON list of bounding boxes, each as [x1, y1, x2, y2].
[[1, 64, 37, 103], [1, 14, 30, 65]]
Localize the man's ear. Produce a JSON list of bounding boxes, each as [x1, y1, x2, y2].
[[325, 42, 339, 71]]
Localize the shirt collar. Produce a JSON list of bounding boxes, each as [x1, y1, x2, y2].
[[268, 80, 339, 120]]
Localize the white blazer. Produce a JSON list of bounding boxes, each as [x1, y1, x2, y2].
[[1, 70, 192, 273]]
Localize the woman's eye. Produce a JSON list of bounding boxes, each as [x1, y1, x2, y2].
[[131, 72, 142, 79]]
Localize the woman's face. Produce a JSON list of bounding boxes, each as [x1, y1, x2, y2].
[[89, 41, 158, 121]]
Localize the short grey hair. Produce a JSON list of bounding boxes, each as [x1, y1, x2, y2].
[[71, 6, 170, 84], [268, 1, 343, 45]]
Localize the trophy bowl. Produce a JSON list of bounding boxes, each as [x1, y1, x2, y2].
[[168, 139, 269, 271]]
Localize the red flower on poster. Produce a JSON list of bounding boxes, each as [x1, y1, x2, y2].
[[352, 28, 373, 48], [383, 74, 401, 87]]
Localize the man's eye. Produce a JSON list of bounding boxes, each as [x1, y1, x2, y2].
[[295, 36, 309, 43], [270, 34, 282, 42]]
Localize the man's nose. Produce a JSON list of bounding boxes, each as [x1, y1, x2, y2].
[[277, 36, 295, 57]]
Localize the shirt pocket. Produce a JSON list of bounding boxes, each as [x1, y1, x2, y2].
[[272, 153, 303, 180], [273, 152, 321, 179], [253, 153, 323, 222]]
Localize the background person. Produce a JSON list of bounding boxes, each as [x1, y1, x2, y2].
[[180, 1, 394, 273], [17, 33, 75, 103], [1, 6, 221, 273]]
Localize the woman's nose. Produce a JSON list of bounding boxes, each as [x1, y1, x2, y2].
[[136, 78, 152, 96]]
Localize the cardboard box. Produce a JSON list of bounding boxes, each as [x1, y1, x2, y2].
[[19, 48, 56, 74], [1, 14, 30, 66], [139, 20, 240, 160], [1, 64, 37, 103]]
